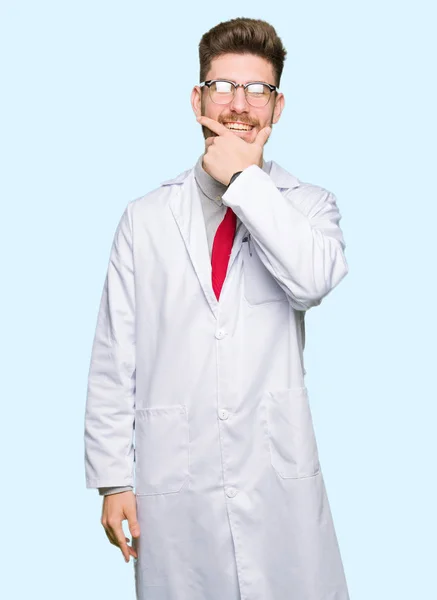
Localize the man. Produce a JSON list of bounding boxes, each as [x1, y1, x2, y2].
[[84, 17, 350, 600]]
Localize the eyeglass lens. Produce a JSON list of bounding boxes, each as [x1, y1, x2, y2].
[[209, 81, 271, 107]]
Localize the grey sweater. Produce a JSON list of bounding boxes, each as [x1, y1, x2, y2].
[[98, 154, 270, 496]]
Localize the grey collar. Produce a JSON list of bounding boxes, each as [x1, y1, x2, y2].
[[161, 157, 302, 192], [193, 153, 271, 206]]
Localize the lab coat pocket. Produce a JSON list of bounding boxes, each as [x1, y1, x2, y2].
[[266, 387, 320, 479], [134, 405, 189, 495], [242, 238, 287, 305]]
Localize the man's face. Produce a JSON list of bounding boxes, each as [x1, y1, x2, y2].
[[191, 53, 285, 144]]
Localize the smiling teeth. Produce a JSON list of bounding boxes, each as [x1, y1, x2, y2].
[[225, 123, 253, 131]]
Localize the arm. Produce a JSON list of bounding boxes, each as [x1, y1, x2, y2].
[[222, 165, 349, 311], [84, 201, 136, 489]]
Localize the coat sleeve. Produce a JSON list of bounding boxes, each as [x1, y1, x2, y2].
[[84, 202, 136, 489], [222, 165, 349, 311]]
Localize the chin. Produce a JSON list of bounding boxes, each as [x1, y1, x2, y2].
[[232, 129, 256, 142]]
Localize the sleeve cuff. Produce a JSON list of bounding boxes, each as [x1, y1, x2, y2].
[[98, 486, 133, 496]]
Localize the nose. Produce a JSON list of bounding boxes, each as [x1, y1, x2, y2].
[[229, 85, 249, 113]]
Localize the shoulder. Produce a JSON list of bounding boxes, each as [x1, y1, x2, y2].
[[268, 160, 331, 195], [126, 165, 194, 215], [268, 160, 336, 203], [266, 160, 342, 226]]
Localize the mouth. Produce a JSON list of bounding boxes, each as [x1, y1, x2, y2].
[[223, 121, 255, 133]]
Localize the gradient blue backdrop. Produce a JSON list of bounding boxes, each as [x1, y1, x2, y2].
[[1, 1, 436, 598]]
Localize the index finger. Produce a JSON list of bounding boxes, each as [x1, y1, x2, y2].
[[197, 116, 232, 137]]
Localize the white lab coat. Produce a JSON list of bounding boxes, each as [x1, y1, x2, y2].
[[84, 160, 350, 600]]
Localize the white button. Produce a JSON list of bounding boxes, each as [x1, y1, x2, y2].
[[219, 409, 229, 420], [226, 487, 238, 498], [215, 329, 226, 340]]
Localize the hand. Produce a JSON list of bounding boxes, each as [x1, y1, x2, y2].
[[197, 116, 271, 186], [101, 490, 140, 563]]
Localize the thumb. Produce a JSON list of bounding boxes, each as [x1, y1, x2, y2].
[[126, 505, 141, 538], [255, 126, 272, 147]]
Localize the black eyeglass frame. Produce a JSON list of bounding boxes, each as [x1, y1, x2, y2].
[[199, 79, 278, 105]]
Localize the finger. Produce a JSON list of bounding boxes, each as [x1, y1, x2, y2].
[[125, 503, 140, 559], [104, 526, 129, 559], [103, 526, 117, 547], [108, 520, 131, 562], [255, 126, 272, 147], [205, 137, 215, 147], [197, 116, 232, 137], [125, 536, 138, 559], [101, 515, 118, 546]]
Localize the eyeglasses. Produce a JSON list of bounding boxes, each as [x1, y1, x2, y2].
[[199, 79, 278, 107]]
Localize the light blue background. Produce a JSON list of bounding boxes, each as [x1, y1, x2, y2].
[[1, 1, 436, 598]]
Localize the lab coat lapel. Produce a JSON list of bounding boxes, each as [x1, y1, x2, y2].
[[169, 169, 220, 319]]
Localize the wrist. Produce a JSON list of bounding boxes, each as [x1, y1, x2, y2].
[[227, 171, 243, 187]]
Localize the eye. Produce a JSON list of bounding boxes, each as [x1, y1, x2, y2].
[[213, 81, 233, 93], [246, 83, 268, 96]]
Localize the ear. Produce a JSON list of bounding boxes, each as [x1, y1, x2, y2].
[[272, 92, 285, 125], [191, 86, 202, 119]]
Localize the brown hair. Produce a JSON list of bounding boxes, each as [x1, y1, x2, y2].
[[199, 18, 287, 88]]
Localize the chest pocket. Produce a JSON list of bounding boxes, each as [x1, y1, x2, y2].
[[242, 236, 287, 305]]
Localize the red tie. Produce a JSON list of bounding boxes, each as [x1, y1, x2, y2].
[[211, 207, 237, 300]]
